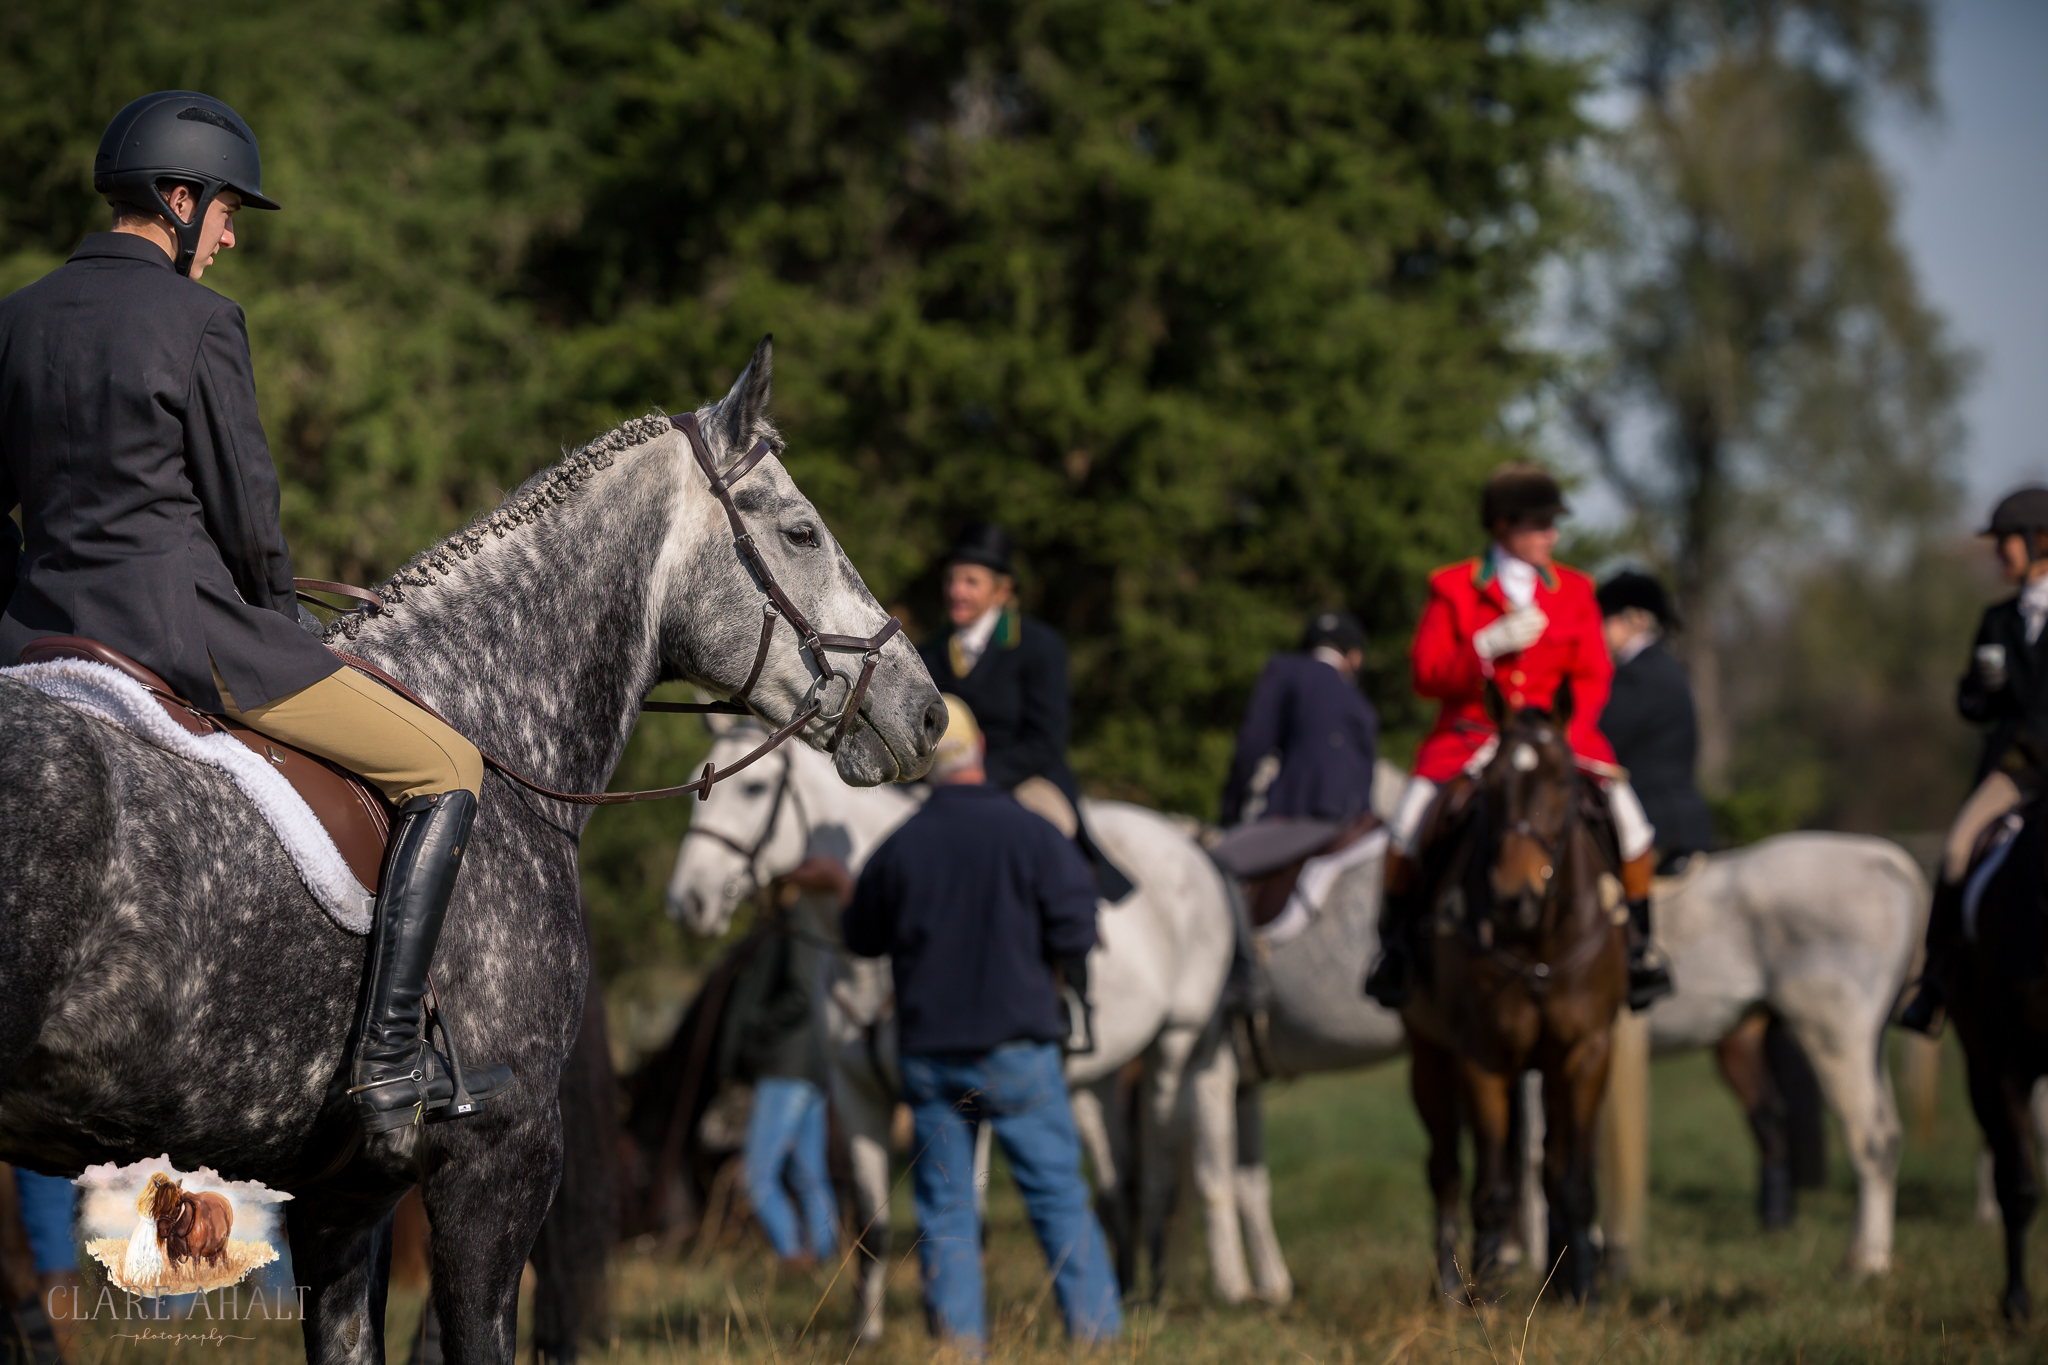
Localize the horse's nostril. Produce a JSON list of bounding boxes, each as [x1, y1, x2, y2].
[[920, 698, 947, 753]]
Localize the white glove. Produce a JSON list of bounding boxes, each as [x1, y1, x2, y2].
[[1978, 643, 2009, 692], [1474, 607, 1548, 661]]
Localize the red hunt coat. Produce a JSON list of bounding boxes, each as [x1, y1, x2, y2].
[[1409, 554, 1616, 783]]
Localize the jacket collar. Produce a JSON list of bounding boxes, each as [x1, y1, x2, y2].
[[1471, 545, 1558, 592], [68, 231, 179, 272], [1471, 548, 1557, 612]]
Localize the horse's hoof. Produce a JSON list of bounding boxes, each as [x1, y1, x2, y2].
[[1758, 1163, 1795, 1231], [2003, 1288, 2031, 1326]]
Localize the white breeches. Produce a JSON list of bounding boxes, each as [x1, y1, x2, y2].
[[1391, 768, 1655, 864]]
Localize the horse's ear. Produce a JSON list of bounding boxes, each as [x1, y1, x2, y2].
[[712, 335, 780, 459], [1553, 677, 1574, 726], [1484, 678, 1507, 728]]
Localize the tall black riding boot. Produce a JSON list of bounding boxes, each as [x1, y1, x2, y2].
[[1622, 851, 1674, 1012], [347, 790, 514, 1134], [1899, 876, 1964, 1038], [1363, 852, 1420, 1009]]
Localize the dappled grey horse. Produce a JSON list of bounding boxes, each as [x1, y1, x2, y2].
[[0, 339, 942, 1365]]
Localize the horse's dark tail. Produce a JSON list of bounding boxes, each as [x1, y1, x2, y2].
[[530, 924, 620, 1365], [1766, 1015, 1828, 1190]]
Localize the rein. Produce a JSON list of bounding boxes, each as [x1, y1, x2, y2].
[[296, 411, 902, 806]]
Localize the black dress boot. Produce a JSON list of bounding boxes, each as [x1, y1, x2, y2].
[[1364, 861, 1420, 1009], [347, 790, 514, 1134], [1899, 877, 1964, 1038], [1625, 894, 1674, 1012]]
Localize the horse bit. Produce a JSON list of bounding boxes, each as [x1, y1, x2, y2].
[[321, 410, 901, 806]]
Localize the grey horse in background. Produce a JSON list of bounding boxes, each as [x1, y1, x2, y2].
[[0, 339, 942, 1365], [1198, 764, 1924, 1298], [668, 721, 1236, 1342]]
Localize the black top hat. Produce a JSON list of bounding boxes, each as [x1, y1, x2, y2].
[[1596, 569, 1679, 628], [945, 522, 1014, 575], [1301, 609, 1367, 654]]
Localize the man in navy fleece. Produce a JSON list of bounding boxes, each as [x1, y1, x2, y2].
[[842, 695, 1119, 1355]]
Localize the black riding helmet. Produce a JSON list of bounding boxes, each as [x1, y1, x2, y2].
[[94, 91, 280, 279], [1480, 463, 1567, 530], [1981, 487, 2048, 550], [1596, 570, 1680, 629]]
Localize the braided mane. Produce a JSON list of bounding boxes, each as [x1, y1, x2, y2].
[[331, 413, 674, 638]]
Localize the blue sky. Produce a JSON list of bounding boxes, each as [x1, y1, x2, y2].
[[1874, 0, 2048, 514]]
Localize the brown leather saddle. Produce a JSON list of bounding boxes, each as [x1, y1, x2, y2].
[[1215, 813, 1382, 928], [15, 637, 392, 892]]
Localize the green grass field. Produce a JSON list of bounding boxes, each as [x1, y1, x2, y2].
[[58, 1036, 2044, 1364]]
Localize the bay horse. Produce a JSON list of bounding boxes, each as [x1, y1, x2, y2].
[[1194, 772, 1920, 1304], [1948, 778, 2048, 1323], [0, 339, 944, 1364], [1400, 681, 1626, 1303]]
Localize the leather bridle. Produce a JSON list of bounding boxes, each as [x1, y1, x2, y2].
[[678, 744, 807, 906], [309, 409, 902, 806]]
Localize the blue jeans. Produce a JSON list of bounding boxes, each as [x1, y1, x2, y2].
[[14, 1169, 78, 1273], [743, 1077, 837, 1262], [902, 1041, 1121, 1351]]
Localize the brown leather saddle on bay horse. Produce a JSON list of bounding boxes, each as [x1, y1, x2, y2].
[[16, 636, 393, 893]]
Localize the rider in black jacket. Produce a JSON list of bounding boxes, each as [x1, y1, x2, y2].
[[1900, 487, 2048, 1035], [0, 93, 509, 1133], [917, 524, 1133, 899], [1595, 571, 1715, 869]]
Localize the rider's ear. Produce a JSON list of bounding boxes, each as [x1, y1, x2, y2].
[[711, 334, 782, 461], [1553, 677, 1574, 726], [1484, 678, 1507, 727]]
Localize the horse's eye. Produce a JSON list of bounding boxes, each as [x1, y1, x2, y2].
[[742, 782, 770, 797], [784, 526, 817, 547]]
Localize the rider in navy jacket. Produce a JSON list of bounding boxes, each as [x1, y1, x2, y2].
[[1219, 611, 1379, 827], [843, 759, 1098, 1056]]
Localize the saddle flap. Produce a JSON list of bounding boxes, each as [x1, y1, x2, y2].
[[16, 636, 393, 893], [217, 719, 393, 893]]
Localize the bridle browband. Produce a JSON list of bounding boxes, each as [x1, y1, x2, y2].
[[306, 409, 902, 806]]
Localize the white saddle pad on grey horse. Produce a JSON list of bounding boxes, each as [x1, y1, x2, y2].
[[2, 657, 375, 933]]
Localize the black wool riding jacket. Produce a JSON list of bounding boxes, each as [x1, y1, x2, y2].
[[1958, 596, 2048, 785], [918, 610, 1080, 802], [0, 233, 337, 711], [1597, 639, 1715, 858]]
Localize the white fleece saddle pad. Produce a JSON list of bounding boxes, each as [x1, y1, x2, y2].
[[2, 658, 375, 933]]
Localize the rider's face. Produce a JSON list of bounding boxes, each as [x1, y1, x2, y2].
[[1994, 533, 2048, 584], [944, 563, 1013, 627], [1496, 520, 1558, 569], [152, 184, 242, 281]]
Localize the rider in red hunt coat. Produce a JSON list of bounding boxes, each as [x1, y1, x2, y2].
[[1363, 464, 1674, 1011]]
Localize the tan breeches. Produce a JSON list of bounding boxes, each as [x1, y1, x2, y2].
[[1012, 775, 1079, 839], [1942, 770, 2035, 882], [214, 663, 484, 804]]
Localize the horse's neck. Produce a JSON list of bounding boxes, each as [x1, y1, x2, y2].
[[789, 748, 919, 872], [345, 450, 678, 804]]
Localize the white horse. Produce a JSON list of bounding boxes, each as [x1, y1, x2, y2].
[[1198, 779, 1926, 1297], [667, 721, 1235, 1341]]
